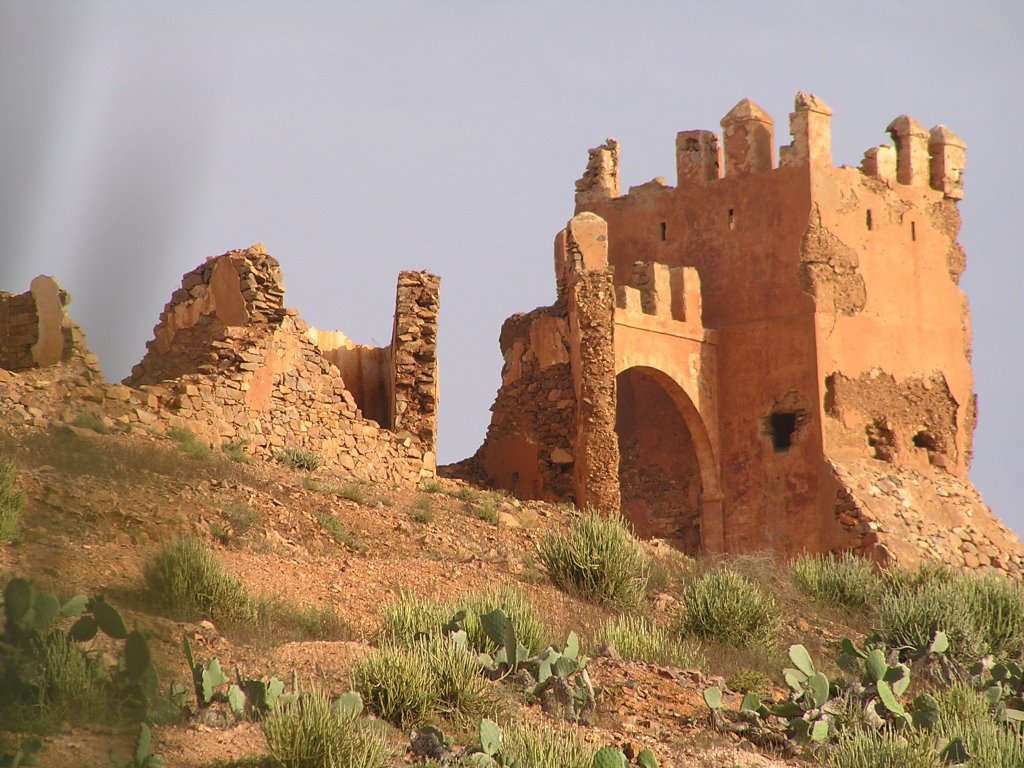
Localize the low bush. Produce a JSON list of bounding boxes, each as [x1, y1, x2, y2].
[[500, 720, 595, 768], [350, 645, 439, 728], [825, 728, 941, 768], [317, 513, 363, 552], [678, 568, 779, 647], [593, 614, 702, 668], [71, 413, 110, 434], [471, 498, 499, 524], [222, 441, 251, 463], [167, 427, 212, 461], [379, 593, 450, 647], [790, 551, 883, 609], [422, 636, 489, 720], [262, 688, 391, 768], [539, 512, 649, 612], [0, 459, 24, 543], [879, 573, 981, 662], [460, 585, 548, 656], [935, 684, 1024, 768], [408, 495, 435, 524], [143, 536, 258, 625], [274, 447, 322, 472]]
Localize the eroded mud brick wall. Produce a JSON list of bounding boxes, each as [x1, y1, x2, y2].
[[116, 245, 439, 484], [476, 305, 577, 501], [0, 276, 92, 372]]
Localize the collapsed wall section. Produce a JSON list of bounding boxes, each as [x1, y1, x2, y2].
[[0, 276, 98, 374], [0, 246, 440, 486]]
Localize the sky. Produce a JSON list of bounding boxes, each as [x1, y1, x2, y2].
[[1, 1, 1021, 532]]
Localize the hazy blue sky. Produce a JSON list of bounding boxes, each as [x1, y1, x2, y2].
[[2, 1, 1021, 532]]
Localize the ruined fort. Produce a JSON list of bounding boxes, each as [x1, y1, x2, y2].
[[1, 92, 1021, 575]]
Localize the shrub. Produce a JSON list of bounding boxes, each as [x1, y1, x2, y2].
[[501, 720, 595, 768], [262, 688, 390, 768], [274, 447, 322, 472], [421, 480, 444, 494], [0, 459, 24, 543], [143, 536, 257, 625], [790, 551, 883, 609], [879, 574, 981, 662], [964, 573, 1024, 661], [825, 728, 941, 768], [539, 512, 649, 611], [594, 614, 702, 668], [167, 427, 212, 461], [318, 513, 362, 552], [935, 684, 1024, 768], [350, 646, 438, 728], [450, 487, 479, 503], [678, 568, 779, 647], [71, 413, 110, 434], [726, 667, 773, 696], [460, 585, 548, 656], [379, 592, 450, 647], [223, 503, 262, 538], [222, 441, 251, 463], [471, 498, 499, 524], [421, 636, 489, 720], [408, 495, 434, 524]]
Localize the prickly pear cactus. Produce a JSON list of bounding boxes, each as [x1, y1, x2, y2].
[[592, 746, 626, 768]]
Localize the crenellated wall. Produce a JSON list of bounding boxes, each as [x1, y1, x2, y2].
[[467, 91, 1023, 573]]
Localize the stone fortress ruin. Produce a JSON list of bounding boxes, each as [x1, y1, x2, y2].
[[469, 92, 1023, 575], [0, 246, 440, 485], [1, 91, 1021, 576]]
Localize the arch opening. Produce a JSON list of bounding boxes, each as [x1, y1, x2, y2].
[[615, 366, 706, 554]]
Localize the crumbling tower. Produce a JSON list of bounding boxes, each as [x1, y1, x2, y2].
[[472, 92, 1022, 574]]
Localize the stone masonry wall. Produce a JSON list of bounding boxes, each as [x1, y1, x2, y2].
[[0, 247, 440, 486], [0, 276, 95, 373], [475, 306, 577, 500]]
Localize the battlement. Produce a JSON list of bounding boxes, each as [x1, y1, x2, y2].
[[615, 262, 702, 328], [574, 92, 967, 209]]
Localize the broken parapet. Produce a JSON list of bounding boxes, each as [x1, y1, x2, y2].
[[615, 262, 702, 327], [0, 276, 98, 374]]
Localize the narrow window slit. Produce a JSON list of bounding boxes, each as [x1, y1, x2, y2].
[[910, 221, 916, 241], [727, 209, 735, 230], [660, 222, 667, 241], [866, 209, 873, 230]]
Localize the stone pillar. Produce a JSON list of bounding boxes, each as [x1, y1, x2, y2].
[[886, 115, 930, 186], [720, 98, 775, 176], [564, 213, 621, 513], [676, 130, 721, 185], [780, 92, 833, 168], [391, 271, 441, 470], [928, 125, 966, 200], [700, 492, 725, 554]]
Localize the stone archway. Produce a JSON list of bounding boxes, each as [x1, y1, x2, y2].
[[615, 366, 713, 554]]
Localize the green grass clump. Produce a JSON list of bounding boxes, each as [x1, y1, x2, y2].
[[880, 565, 1024, 663], [678, 568, 779, 647], [450, 486, 479, 503], [593, 615, 702, 668], [538, 511, 649, 612], [501, 721, 595, 768], [0, 459, 24, 543], [935, 684, 1024, 768], [222, 441, 251, 463], [167, 427, 212, 461], [420, 636, 489, 721], [349, 646, 439, 728], [143, 536, 258, 625], [471, 498, 499, 524], [71, 413, 110, 434], [421, 480, 444, 494], [262, 688, 391, 768], [790, 551, 883, 609], [825, 728, 941, 768], [726, 668, 773, 696], [318, 512, 363, 552], [274, 447, 323, 471], [460, 585, 548, 656], [408, 495, 435, 524], [379, 592, 451, 647]]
